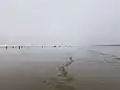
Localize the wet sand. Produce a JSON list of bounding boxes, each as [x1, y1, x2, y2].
[[0, 47, 120, 90]]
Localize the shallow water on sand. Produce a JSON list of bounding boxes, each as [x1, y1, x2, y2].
[[0, 46, 120, 90]]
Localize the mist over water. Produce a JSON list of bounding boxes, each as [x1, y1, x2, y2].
[[0, 0, 120, 89], [0, 0, 120, 45]]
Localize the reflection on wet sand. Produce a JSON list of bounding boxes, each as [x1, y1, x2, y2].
[[88, 49, 120, 64], [0, 47, 120, 90]]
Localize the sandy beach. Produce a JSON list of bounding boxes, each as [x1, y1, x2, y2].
[[0, 47, 120, 90]]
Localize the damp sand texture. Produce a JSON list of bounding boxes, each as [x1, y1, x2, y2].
[[0, 47, 120, 90]]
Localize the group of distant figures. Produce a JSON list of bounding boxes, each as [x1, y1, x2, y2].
[[57, 57, 74, 77], [5, 46, 23, 50], [4, 45, 72, 50], [5, 45, 74, 76]]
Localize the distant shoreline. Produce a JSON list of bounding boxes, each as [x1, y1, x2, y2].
[[93, 45, 120, 46]]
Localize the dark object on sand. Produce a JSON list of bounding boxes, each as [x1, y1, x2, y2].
[[19, 46, 20, 49], [53, 46, 57, 47], [57, 57, 74, 77], [5, 46, 8, 50], [58, 67, 68, 77]]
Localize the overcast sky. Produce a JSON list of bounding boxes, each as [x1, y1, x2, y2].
[[0, 0, 119, 45]]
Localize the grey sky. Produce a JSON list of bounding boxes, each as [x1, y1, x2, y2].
[[0, 0, 119, 45]]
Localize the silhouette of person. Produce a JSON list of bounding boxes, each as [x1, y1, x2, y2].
[[5, 46, 8, 50], [19, 46, 20, 49]]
